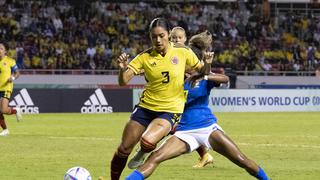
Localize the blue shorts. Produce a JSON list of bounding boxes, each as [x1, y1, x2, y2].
[[130, 106, 181, 128]]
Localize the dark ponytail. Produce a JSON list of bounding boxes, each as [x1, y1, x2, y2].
[[149, 18, 171, 33]]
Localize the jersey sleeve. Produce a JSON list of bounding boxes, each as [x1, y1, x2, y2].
[[185, 49, 202, 70], [127, 54, 144, 75], [10, 59, 18, 72]]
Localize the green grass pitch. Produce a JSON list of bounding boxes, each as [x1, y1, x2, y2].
[[0, 112, 320, 180]]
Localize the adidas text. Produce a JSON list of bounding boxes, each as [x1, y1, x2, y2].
[[81, 105, 113, 113], [19, 106, 39, 114]]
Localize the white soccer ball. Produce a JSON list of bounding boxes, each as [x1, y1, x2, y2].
[[64, 166, 92, 180]]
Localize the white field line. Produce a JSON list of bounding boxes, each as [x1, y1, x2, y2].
[[48, 136, 114, 141], [238, 134, 320, 139], [238, 142, 320, 149], [14, 133, 115, 141]]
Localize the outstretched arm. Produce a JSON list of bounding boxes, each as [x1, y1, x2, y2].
[[117, 53, 135, 86], [206, 72, 229, 84]]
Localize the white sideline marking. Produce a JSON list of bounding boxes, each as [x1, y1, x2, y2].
[[238, 142, 320, 149], [48, 136, 114, 141], [239, 134, 320, 139]]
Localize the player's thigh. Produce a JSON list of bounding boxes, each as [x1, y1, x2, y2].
[[120, 120, 146, 151], [149, 136, 188, 163], [209, 130, 248, 163], [0, 97, 9, 112], [142, 118, 172, 144], [0, 98, 3, 110]]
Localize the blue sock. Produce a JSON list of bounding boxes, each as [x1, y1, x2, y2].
[[255, 166, 269, 180], [125, 170, 144, 180]]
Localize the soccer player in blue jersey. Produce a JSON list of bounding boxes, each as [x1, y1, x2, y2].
[[109, 18, 213, 180], [125, 32, 270, 180], [170, 27, 214, 168]]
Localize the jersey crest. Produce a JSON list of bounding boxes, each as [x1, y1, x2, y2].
[[171, 57, 179, 65]]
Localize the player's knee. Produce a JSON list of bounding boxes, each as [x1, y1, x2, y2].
[[140, 137, 156, 153], [117, 145, 132, 158]]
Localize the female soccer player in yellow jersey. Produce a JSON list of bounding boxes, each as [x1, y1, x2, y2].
[[0, 43, 22, 136], [169, 27, 214, 168], [109, 18, 214, 180]]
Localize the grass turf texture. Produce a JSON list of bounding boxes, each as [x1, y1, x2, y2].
[[0, 112, 320, 180]]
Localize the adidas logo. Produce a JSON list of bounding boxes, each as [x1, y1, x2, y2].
[[150, 62, 156, 67], [9, 88, 39, 114], [81, 88, 113, 113]]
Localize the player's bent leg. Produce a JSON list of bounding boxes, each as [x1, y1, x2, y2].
[[126, 136, 189, 179], [209, 130, 269, 180], [193, 146, 213, 168], [111, 120, 146, 180], [128, 118, 171, 169]]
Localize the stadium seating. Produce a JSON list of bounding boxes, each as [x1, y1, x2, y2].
[[0, 0, 319, 75]]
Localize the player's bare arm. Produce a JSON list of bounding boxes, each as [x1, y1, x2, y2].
[[206, 72, 229, 84]]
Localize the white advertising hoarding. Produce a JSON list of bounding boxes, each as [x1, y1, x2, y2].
[[133, 89, 320, 112], [209, 89, 320, 112]]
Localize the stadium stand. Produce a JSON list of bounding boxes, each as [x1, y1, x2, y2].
[[0, 0, 319, 75]]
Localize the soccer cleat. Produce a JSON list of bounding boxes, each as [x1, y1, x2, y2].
[[193, 153, 214, 168], [128, 149, 148, 169], [0, 129, 9, 136], [98, 176, 106, 180], [15, 107, 22, 122]]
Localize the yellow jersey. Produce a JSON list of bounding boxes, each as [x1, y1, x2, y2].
[[128, 43, 202, 113], [0, 56, 18, 92]]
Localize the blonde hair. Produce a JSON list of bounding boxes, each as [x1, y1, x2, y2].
[[188, 30, 212, 51], [170, 27, 186, 39]]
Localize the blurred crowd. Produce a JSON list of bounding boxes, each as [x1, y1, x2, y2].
[[1, 0, 320, 73]]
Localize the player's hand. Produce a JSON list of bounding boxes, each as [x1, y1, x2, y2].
[[203, 52, 214, 64], [117, 53, 130, 70], [8, 76, 15, 83]]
